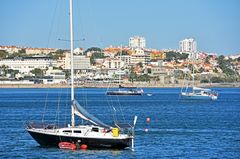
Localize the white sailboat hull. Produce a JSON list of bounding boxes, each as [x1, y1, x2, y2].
[[181, 92, 218, 100]]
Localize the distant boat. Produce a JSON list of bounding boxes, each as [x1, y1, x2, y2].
[[146, 93, 153, 96], [26, 0, 137, 150], [106, 85, 144, 96], [181, 86, 218, 100], [180, 60, 218, 100]]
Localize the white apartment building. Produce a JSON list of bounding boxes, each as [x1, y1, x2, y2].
[[130, 54, 150, 65], [179, 38, 197, 53], [129, 36, 146, 48], [179, 38, 198, 59], [116, 55, 131, 66], [0, 57, 57, 73], [64, 53, 91, 70], [128, 48, 150, 65]]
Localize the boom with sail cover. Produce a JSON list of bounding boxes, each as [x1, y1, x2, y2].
[[192, 87, 211, 91], [72, 100, 111, 128]]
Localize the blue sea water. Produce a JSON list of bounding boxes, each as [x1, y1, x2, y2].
[[0, 87, 239, 158]]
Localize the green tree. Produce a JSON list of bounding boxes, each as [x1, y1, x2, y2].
[[198, 67, 205, 73], [84, 47, 102, 54], [211, 76, 224, 83], [49, 49, 65, 60], [8, 69, 19, 78], [213, 68, 218, 73], [204, 55, 210, 64], [0, 65, 9, 75], [0, 50, 8, 59], [200, 79, 209, 83], [30, 68, 43, 77], [217, 55, 236, 76], [128, 67, 137, 82], [63, 70, 70, 79], [237, 57, 240, 62], [115, 50, 129, 56], [137, 74, 150, 82], [165, 51, 189, 61], [90, 52, 105, 64], [18, 49, 26, 54]]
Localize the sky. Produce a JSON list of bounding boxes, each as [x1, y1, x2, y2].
[[1, 0, 240, 55]]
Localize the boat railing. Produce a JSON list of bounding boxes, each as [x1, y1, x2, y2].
[[26, 121, 59, 129], [114, 122, 134, 136]]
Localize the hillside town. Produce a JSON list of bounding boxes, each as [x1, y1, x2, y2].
[[0, 36, 240, 87]]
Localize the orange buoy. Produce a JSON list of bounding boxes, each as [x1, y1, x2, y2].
[[80, 144, 88, 150], [146, 117, 150, 122]]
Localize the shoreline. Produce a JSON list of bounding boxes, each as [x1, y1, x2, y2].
[[0, 82, 239, 88]]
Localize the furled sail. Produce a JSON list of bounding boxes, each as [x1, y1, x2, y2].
[[193, 87, 211, 91], [72, 100, 111, 128]]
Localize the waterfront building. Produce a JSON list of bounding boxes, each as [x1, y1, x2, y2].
[[56, 53, 67, 69], [64, 53, 91, 70], [129, 36, 146, 48], [45, 67, 66, 84], [0, 57, 57, 73]]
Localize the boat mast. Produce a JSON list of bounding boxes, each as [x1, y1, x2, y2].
[[70, 0, 75, 127]]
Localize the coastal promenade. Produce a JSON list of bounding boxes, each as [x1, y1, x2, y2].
[[0, 82, 239, 88]]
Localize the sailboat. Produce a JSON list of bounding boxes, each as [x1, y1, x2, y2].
[[180, 62, 218, 100], [181, 86, 218, 100], [26, 0, 137, 149]]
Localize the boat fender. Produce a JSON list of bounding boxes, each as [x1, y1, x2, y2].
[[80, 144, 88, 150], [71, 144, 77, 150], [112, 128, 119, 137]]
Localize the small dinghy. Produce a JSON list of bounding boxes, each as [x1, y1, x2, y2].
[[146, 93, 153, 96], [58, 142, 77, 150]]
